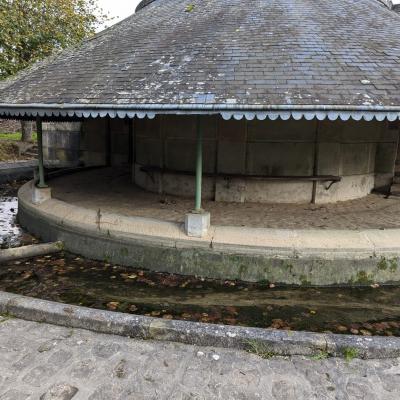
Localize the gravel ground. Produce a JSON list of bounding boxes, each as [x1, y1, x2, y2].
[[51, 168, 400, 230]]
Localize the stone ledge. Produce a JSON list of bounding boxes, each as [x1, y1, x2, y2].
[[0, 291, 399, 359]]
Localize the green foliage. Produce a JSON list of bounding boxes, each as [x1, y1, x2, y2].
[[342, 347, 359, 362], [0, 312, 13, 322], [310, 351, 330, 360], [0, 0, 109, 79], [0, 132, 37, 141], [245, 340, 276, 359], [185, 4, 195, 12]]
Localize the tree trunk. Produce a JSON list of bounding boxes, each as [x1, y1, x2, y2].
[[21, 121, 33, 142]]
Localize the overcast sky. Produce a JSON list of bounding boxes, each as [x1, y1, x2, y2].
[[97, 0, 142, 30]]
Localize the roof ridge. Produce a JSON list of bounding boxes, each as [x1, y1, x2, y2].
[[136, 0, 160, 12]]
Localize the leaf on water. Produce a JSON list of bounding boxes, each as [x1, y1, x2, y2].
[[120, 273, 137, 280], [106, 301, 119, 311], [151, 311, 161, 316], [20, 271, 32, 280], [370, 283, 380, 289]]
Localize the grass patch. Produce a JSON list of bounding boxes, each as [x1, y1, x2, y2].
[[310, 351, 330, 360], [342, 347, 359, 362], [0, 132, 37, 142], [245, 340, 276, 359], [0, 312, 13, 323]]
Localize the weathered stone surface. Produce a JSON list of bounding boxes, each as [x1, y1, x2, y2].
[[0, 318, 399, 399], [40, 383, 78, 400], [2, 290, 400, 363]]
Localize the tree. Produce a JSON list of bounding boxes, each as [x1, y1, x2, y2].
[[0, 0, 109, 79], [0, 0, 109, 141], [21, 120, 34, 142]]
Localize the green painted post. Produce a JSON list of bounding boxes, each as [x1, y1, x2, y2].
[[36, 117, 47, 188], [195, 115, 203, 212]]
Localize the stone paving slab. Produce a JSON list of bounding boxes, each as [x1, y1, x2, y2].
[[0, 318, 400, 399]]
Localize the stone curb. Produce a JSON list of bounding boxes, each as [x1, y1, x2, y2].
[[0, 291, 399, 359]]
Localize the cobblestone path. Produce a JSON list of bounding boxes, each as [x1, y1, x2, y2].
[[0, 317, 400, 399]]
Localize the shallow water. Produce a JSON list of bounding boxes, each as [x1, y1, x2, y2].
[[1, 183, 400, 336], [0, 183, 31, 249]]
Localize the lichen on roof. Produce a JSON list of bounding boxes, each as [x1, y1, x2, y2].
[[0, 0, 399, 113]]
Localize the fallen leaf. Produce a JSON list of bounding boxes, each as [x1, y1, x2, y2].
[[106, 302, 119, 311]]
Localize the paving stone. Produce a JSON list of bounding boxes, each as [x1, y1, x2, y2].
[[91, 342, 121, 359], [69, 359, 97, 379], [0, 318, 399, 399], [40, 383, 78, 400], [0, 390, 29, 400], [22, 365, 57, 387], [47, 350, 73, 368]]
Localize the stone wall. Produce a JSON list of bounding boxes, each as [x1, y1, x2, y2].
[[80, 115, 399, 204], [0, 119, 20, 133]]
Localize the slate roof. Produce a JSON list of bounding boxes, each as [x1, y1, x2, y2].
[[0, 0, 400, 120]]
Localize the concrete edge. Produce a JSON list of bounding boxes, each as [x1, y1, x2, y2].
[[17, 180, 400, 258], [0, 290, 399, 359], [0, 160, 37, 184]]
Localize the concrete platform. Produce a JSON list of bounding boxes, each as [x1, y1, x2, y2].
[[16, 169, 400, 286]]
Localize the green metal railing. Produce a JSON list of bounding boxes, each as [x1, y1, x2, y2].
[[36, 117, 47, 188]]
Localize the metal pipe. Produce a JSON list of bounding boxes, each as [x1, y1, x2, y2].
[[36, 117, 47, 188], [195, 115, 203, 211]]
